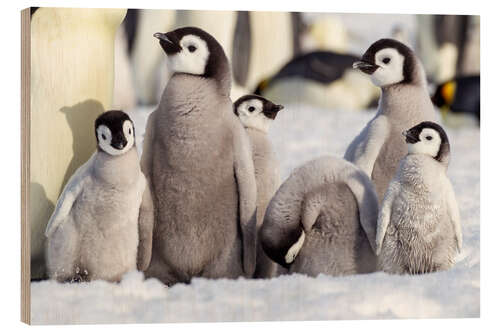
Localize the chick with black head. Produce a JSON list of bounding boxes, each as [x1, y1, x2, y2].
[[142, 27, 258, 285], [234, 95, 284, 278], [345, 38, 437, 202], [376, 121, 461, 274], [46, 110, 154, 282]]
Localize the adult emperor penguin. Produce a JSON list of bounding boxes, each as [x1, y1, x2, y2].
[[45, 111, 154, 282], [142, 27, 257, 285], [260, 156, 379, 277], [234, 95, 283, 278], [376, 121, 462, 274], [345, 38, 437, 201]]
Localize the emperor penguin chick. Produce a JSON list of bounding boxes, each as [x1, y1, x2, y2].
[[45, 111, 154, 282], [345, 39, 437, 202], [234, 95, 284, 278], [260, 157, 379, 277], [376, 121, 462, 274], [142, 27, 257, 285]]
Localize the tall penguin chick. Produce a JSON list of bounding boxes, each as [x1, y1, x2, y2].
[[345, 38, 437, 201], [376, 121, 462, 274], [261, 157, 379, 277], [45, 111, 154, 282], [234, 95, 283, 278], [142, 27, 257, 285]]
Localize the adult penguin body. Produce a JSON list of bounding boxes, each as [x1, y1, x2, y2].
[[260, 157, 379, 277], [254, 51, 379, 110], [345, 38, 437, 201], [432, 75, 480, 124], [142, 27, 257, 285], [376, 122, 462, 274], [234, 95, 284, 278], [45, 111, 154, 282]]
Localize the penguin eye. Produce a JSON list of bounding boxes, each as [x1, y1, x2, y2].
[[188, 45, 197, 53], [382, 57, 391, 64], [426, 136, 432, 141], [248, 106, 255, 112], [101, 134, 106, 140]]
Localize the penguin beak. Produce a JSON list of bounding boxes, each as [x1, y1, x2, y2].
[[111, 134, 128, 150], [353, 61, 379, 75], [403, 130, 419, 144], [154, 32, 182, 55], [263, 104, 284, 120]]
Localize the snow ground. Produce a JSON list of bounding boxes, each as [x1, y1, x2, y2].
[[31, 104, 480, 324]]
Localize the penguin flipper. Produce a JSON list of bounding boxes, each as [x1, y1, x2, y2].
[[45, 153, 95, 237], [343, 168, 379, 253], [232, 120, 258, 277], [444, 178, 462, 252], [376, 180, 400, 255], [345, 115, 389, 178], [137, 174, 154, 271]]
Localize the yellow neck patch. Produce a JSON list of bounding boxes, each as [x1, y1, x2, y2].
[[442, 81, 456, 105]]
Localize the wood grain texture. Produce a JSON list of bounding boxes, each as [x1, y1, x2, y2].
[[21, 7, 31, 325]]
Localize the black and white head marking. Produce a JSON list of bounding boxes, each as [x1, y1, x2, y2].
[[233, 94, 284, 132], [353, 38, 416, 87], [154, 27, 229, 84], [95, 110, 135, 156], [403, 121, 450, 163]]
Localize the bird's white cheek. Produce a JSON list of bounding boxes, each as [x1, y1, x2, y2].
[[168, 52, 205, 75], [407, 142, 440, 157], [371, 67, 404, 87]]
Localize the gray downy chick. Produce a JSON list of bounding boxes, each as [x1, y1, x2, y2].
[[45, 110, 154, 282], [142, 27, 257, 285], [260, 156, 379, 277], [234, 94, 284, 278], [376, 121, 462, 274], [345, 38, 437, 202]]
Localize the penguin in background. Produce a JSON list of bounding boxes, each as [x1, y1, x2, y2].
[[112, 10, 138, 110], [45, 111, 154, 282], [142, 27, 257, 285], [130, 9, 176, 105], [254, 51, 379, 110], [345, 38, 437, 202], [432, 75, 480, 126], [234, 95, 284, 278], [260, 156, 379, 277], [231, 11, 295, 99], [377, 121, 462, 274]]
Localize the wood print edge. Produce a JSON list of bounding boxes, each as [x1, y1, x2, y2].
[[21, 7, 31, 325]]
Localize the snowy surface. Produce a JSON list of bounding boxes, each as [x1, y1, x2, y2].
[[31, 104, 480, 324]]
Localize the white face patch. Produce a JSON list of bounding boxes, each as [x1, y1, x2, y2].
[[370, 48, 405, 87], [166, 34, 210, 76], [97, 120, 135, 156], [236, 99, 273, 132], [407, 128, 442, 158]]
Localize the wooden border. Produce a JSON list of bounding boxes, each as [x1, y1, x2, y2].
[[21, 7, 31, 325]]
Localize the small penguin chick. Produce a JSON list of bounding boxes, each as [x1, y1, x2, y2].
[[234, 94, 284, 132], [46, 110, 154, 282], [376, 121, 461, 274], [234, 94, 283, 278], [403, 121, 450, 163], [353, 38, 416, 87], [95, 110, 135, 155]]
